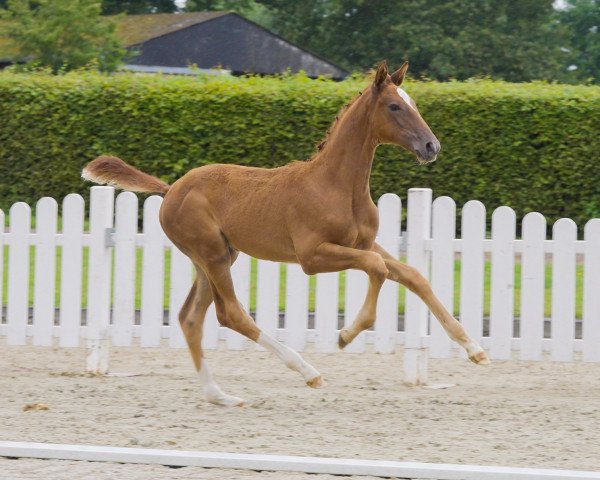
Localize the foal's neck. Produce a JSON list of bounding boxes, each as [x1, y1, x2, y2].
[[311, 93, 378, 198]]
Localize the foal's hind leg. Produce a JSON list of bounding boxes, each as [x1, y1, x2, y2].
[[197, 248, 323, 393], [179, 266, 244, 407], [373, 243, 489, 364]]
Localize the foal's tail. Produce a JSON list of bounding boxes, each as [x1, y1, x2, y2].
[[81, 156, 171, 195]]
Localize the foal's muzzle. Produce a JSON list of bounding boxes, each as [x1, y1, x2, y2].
[[414, 138, 441, 164]]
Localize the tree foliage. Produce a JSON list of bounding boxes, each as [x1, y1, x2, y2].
[[0, 0, 126, 73], [556, 0, 600, 83], [2, 0, 598, 82], [185, 0, 272, 24], [101, 0, 178, 15], [249, 0, 568, 82]]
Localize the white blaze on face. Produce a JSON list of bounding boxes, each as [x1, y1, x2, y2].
[[396, 87, 417, 111]]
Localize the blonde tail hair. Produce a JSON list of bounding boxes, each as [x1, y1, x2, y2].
[[82, 156, 170, 195]]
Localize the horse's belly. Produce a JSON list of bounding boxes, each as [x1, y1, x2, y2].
[[223, 222, 297, 263]]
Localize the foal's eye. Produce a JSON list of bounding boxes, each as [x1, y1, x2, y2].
[[388, 103, 401, 111]]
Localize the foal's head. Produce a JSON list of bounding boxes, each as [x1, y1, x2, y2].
[[369, 61, 441, 164]]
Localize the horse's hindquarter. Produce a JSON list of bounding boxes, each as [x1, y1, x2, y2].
[[161, 164, 300, 262]]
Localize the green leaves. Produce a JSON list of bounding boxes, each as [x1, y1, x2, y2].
[[1, 0, 127, 73], [0, 71, 599, 228], [100, 0, 178, 15], [249, 0, 568, 83], [555, 0, 600, 84]]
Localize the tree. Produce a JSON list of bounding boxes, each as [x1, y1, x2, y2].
[[0, 0, 126, 73], [186, 0, 252, 10], [185, 0, 272, 25], [101, 0, 178, 15], [556, 0, 600, 83], [253, 0, 567, 82]]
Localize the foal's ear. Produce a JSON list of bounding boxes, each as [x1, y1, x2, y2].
[[373, 60, 389, 89], [390, 61, 409, 86]]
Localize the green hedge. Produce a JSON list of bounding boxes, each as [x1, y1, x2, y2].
[[1, 71, 599, 228]]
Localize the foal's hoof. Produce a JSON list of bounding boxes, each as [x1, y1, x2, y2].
[[306, 375, 326, 389], [338, 330, 351, 350], [469, 349, 491, 365], [207, 394, 245, 407]]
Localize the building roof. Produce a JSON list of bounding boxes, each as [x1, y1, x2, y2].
[[1, 12, 349, 79], [123, 12, 348, 79], [117, 12, 228, 46], [0, 13, 227, 62]]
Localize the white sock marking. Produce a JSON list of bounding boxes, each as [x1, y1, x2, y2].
[[257, 332, 320, 382], [198, 360, 243, 406]]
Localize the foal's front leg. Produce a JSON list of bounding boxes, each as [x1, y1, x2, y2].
[[298, 243, 389, 349], [373, 243, 489, 364]]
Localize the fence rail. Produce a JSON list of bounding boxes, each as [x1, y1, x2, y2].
[[1, 187, 599, 382]]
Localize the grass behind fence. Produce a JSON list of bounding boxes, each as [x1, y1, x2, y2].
[[0, 246, 585, 320]]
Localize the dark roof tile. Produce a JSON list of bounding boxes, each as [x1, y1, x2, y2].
[[117, 11, 229, 46]]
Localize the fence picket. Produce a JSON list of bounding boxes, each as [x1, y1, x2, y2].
[[489, 206, 516, 360], [404, 189, 432, 384], [202, 304, 219, 350], [314, 272, 339, 352], [551, 219, 577, 362], [32, 197, 58, 346], [112, 192, 138, 347], [2, 188, 598, 368], [256, 260, 280, 351], [343, 269, 368, 353], [228, 252, 251, 350], [59, 194, 84, 347], [140, 196, 165, 347], [430, 196, 456, 358], [459, 201, 486, 353], [0, 209, 4, 324], [86, 187, 114, 373], [284, 264, 308, 352], [375, 194, 401, 354], [168, 246, 193, 348], [520, 213, 546, 361], [583, 219, 600, 362], [7, 202, 31, 345]]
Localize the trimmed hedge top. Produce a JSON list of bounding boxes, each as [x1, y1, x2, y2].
[[0, 71, 599, 228]]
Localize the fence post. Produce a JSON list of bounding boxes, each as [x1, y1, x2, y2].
[[375, 193, 401, 354], [86, 186, 115, 374], [404, 188, 432, 385]]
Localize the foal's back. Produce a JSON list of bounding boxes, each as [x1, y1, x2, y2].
[[159, 161, 315, 262]]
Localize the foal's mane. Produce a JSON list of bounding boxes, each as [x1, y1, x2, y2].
[[311, 66, 387, 159], [311, 90, 363, 159]]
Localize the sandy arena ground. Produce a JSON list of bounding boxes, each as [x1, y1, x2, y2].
[[1, 342, 599, 479]]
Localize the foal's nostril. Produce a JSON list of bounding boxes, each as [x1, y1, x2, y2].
[[414, 139, 440, 162]]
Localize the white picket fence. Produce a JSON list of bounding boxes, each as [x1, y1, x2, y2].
[[1, 187, 599, 384]]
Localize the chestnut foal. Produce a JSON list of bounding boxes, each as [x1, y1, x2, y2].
[[83, 61, 489, 406]]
